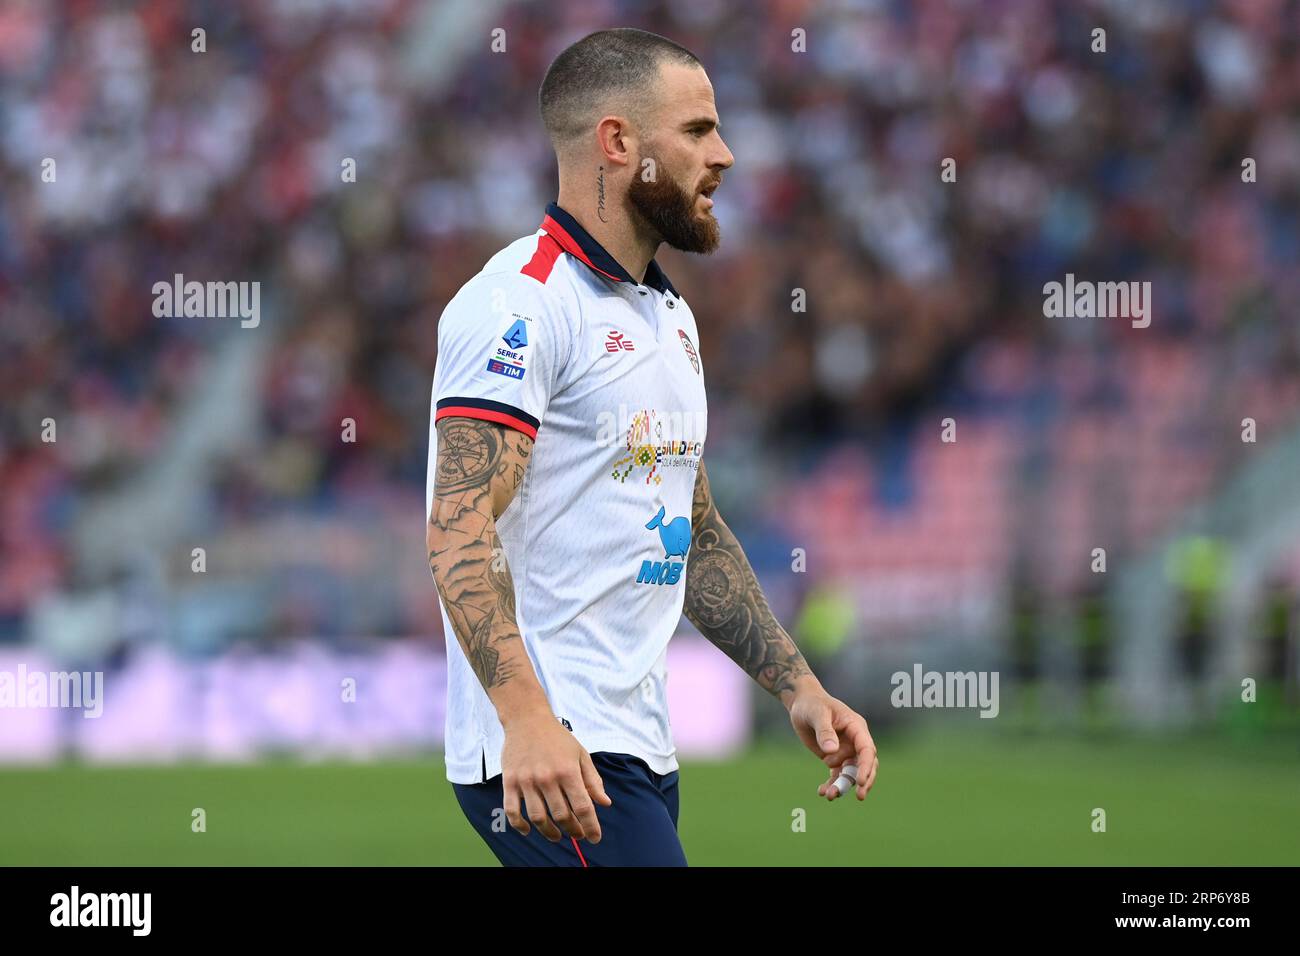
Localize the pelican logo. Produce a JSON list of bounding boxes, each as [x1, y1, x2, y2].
[[678, 329, 699, 373]]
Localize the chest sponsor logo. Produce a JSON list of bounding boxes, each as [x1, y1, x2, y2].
[[605, 330, 635, 352], [601, 407, 705, 486], [636, 506, 690, 586], [678, 329, 700, 374]]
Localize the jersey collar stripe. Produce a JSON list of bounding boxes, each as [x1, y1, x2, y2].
[[520, 231, 564, 284], [541, 202, 678, 297], [435, 398, 539, 439], [539, 212, 626, 284]]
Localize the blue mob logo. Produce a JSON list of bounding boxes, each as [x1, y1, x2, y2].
[[637, 506, 690, 586]]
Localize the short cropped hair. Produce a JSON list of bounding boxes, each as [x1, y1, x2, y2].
[[539, 28, 701, 152]]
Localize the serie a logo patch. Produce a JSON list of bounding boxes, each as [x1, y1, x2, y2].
[[488, 318, 529, 379], [502, 319, 528, 350]]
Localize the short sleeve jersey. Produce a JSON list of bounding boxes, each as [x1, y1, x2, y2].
[[427, 203, 708, 784]]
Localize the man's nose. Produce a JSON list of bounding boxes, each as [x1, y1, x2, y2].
[[712, 135, 735, 170]]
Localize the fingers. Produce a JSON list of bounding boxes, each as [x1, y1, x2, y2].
[[821, 713, 878, 802], [580, 750, 613, 807], [816, 764, 840, 799], [821, 739, 854, 768], [849, 726, 877, 800], [505, 749, 614, 844], [561, 762, 604, 845], [814, 715, 838, 756], [834, 737, 875, 802], [856, 754, 879, 800], [816, 709, 852, 766], [523, 783, 564, 841], [540, 778, 584, 842], [823, 762, 856, 802], [504, 780, 528, 836]]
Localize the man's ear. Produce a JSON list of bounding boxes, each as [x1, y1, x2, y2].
[[595, 116, 635, 168]]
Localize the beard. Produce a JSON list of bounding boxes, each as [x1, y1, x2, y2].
[[627, 165, 722, 254]]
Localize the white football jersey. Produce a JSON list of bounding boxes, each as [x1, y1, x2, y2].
[[427, 203, 708, 784]]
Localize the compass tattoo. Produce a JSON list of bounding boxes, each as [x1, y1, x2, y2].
[[427, 417, 533, 690]]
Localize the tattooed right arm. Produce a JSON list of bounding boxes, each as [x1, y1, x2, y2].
[[427, 417, 551, 723]]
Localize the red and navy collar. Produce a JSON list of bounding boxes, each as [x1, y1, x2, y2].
[[540, 202, 679, 298]]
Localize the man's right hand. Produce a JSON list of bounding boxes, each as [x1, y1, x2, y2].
[[500, 715, 613, 843]]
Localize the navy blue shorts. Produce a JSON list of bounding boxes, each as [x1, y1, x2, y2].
[[452, 752, 687, 867]]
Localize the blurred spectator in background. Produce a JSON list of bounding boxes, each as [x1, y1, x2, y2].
[[1, 0, 1297, 735]]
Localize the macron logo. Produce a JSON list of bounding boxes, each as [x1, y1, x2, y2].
[[50, 886, 151, 936]]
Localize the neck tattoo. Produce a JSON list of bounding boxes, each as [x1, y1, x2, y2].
[[597, 165, 609, 223]]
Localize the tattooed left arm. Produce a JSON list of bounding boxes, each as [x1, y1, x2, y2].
[[684, 461, 880, 800], [683, 461, 816, 706]]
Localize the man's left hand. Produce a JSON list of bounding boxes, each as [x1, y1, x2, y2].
[[787, 685, 879, 801]]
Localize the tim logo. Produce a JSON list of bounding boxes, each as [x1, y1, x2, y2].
[[636, 506, 690, 585], [486, 358, 525, 380], [605, 330, 635, 352]]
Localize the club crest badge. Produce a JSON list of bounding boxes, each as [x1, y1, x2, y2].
[[678, 329, 699, 374]]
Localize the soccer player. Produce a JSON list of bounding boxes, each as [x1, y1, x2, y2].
[[426, 28, 878, 867]]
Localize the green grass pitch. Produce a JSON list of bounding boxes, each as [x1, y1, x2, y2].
[[1, 731, 1296, 866]]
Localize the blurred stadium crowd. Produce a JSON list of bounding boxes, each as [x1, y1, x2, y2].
[[1, 0, 1298, 721]]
